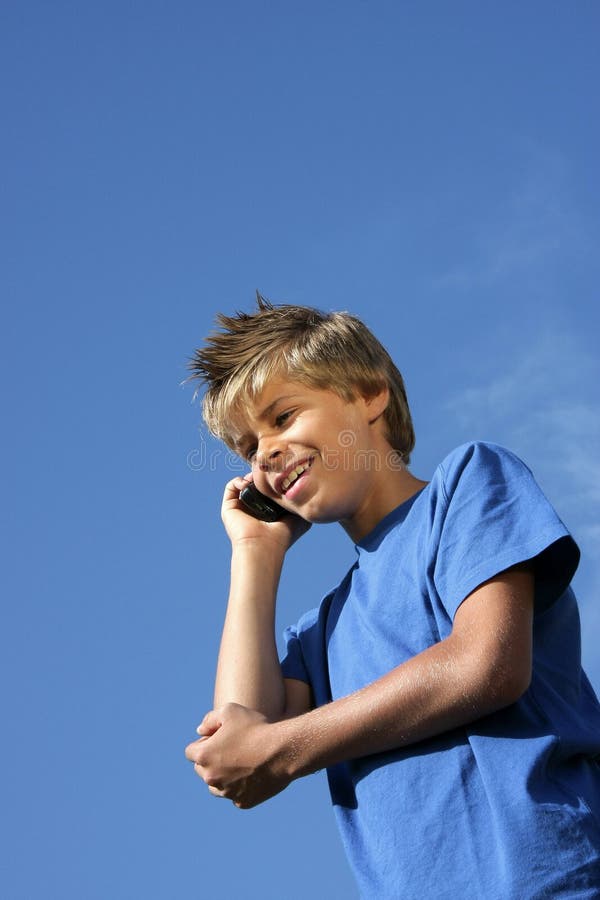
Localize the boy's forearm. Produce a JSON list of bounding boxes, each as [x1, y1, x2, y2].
[[278, 632, 516, 780], [191, 629, 516, 809], [213, 541, 287, 718], [191, 568, 533, 808], [279, 568, 534, 780]]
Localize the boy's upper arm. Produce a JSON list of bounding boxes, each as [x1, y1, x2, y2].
[[450, 563, 535, 704], [283, 677, 314, 718], [281, 565, 535, 721]]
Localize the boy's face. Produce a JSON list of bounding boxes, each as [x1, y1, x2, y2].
[[229, 376, 391, 530]]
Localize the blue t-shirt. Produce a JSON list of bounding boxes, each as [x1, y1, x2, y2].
[[281, 442, 600, 899]]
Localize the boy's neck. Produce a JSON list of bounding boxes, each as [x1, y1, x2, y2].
[[340, 467, 428, 544]]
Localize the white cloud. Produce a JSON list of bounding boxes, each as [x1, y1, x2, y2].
[[444, 333, 600, 687], [433, 141, 594, 292], [446, 333, 599, 525], [427, 140, 599, 685]]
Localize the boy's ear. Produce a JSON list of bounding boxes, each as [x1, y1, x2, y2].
[[364, 384, 389, 423]]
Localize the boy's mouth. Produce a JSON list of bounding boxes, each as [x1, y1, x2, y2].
[[280, 458, 314, 494]]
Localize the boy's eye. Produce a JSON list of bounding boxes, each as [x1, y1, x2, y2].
[[246, 446, 257, 462], [275, 409, 294, 427]]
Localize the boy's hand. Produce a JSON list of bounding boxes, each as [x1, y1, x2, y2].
[[185, 703, 294, 809], [222, 475, 310, 552]]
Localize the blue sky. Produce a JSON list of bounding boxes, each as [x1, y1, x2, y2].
[[2, 3, 599, 898]]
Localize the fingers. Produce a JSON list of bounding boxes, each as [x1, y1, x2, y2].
[[190, 756, 232, 802], [223, 473, 253, 503], [192, 759, 226, 798], [183, 708, 224, 772], [206, 782, 228, 799], [184, 705, 261, 807], [184, 737, 204, 763], [197, 708, 223, 737], [185, 718, 223, 794], [187, 746, 213, 784]]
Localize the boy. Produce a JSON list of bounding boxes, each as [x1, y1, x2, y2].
[[185, 296, 600, 898]]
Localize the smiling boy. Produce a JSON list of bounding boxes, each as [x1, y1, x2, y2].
[[185, 296, 600, 898]]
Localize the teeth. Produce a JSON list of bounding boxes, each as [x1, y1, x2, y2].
[[282, 462, 311, 491]]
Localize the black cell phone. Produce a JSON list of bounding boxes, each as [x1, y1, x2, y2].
[[239, 483, 286, 522]]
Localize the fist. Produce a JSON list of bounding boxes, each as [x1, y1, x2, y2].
[[185, 703, 293, 809]]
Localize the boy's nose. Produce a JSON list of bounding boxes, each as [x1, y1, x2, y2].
[[256, 446, 284, 471]]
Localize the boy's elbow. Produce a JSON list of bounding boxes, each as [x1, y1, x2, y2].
[[462, 643, 532, 714], [501, 665, 531, 706], [487, 657, 532, 710]]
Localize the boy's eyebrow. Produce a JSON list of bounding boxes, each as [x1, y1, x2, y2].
[[258, 394, 298, 420]]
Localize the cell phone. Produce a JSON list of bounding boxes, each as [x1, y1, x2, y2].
[[239, 483, 286, 522]]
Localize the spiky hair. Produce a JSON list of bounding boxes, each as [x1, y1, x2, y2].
[[187, 292, 415, 461]]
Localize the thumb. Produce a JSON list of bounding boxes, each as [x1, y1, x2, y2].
[[196, 708, 223, 737]]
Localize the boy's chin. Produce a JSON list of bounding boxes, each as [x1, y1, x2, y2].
[[290, 491, 354, 525], [301, 507, 346, 526]]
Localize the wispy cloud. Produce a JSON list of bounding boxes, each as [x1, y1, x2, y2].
[[433, 142, 594, 291], [444, 333, 600, 683], [446, 332, 600, 528], [436, 140, 599, 555], [430, 139, 599, 681]]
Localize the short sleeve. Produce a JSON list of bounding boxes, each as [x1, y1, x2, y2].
[[433, 442, 579, 620], [280, 622, 311, 683], [279, 598, 337, 706]]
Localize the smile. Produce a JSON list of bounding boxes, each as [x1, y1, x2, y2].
[[281, 459, 313, 493]]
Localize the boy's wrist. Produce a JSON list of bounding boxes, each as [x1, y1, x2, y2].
[[230, 540, 286, 583], [231, 537, 287, 566], [271, 714, 319, 782], [228, 540, 286, 611]]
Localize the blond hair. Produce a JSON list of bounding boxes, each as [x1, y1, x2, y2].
[[187, 294, 415, 462]]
